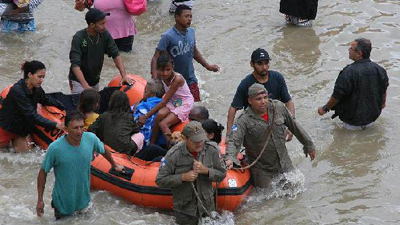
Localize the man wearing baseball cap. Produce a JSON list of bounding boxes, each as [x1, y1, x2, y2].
[[226, 48, 295, 141], [68, 8, 132, 94], [225, 83, 315, 188], [156, 121, 226, 225]]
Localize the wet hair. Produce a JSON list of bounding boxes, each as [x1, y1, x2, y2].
[[202, 119, 224, 143], [354, 38, 372, 59], [78, 89, 100, 114], [189, 106, 209, 122], [175, 4, 191, 16], [108, 91, 131, 116], [65, 110, 84, 127], [21, 60, 46, 79], [146, 79, 165, 98], [157, 53, 174, 70]]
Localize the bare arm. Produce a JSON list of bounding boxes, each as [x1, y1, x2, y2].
[[382, 91, 387, 109], [193, 46, 219, 72], [226, 106, 238, 140], [101, 147, 123, 171], [113, 56, 132, 85], [138, 74, 184, 125], [72, 66, 90, 90], [36, 168, 47, 217], [285, 100, 295, 118], [151, 50, 161, 79], [318, 97, 339, 115]]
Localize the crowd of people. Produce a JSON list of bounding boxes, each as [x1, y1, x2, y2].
[[0, 1, 390, 224]]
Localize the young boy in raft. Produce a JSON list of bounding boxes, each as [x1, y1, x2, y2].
[[137, 54, 194, 148], [133, 78, 165, 148]]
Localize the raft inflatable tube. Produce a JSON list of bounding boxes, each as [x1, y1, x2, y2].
[[109, 74, 147, 106], [0, 85, 65, 150], [90, 146, 252, 211]]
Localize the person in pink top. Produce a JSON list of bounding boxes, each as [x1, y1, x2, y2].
[[138, 54, 194, 148], [93, 0, 137, 52]]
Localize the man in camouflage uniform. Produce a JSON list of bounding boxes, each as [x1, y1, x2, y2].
[[156, 121, 226, 225], [225, 83, 316, 188]]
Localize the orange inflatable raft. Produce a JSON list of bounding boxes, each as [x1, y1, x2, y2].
[[91, 75, 252, 212], [1, 74, 253, 211], [90, 146, 252, 211]]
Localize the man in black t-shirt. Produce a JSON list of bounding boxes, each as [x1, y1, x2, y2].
[[68, 8, 132, 94], [226, 48, 295, 139]]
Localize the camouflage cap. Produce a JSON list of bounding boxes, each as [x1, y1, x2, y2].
[[248, 83, 268, 97], [181, 121, 207, 142]]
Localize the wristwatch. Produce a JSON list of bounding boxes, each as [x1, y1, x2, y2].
[[322, 105, 330, 113]]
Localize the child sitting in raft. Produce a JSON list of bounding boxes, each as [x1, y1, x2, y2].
[[138, 54, 194, 148], [202, 119, 224, 144], [88, 91, 167, 161], [77, 89, 100, 130], [133, 79, 165, 147]]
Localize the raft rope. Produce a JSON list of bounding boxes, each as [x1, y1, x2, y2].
[[191, 182, 216, 220], [231, 103, 276, 170]]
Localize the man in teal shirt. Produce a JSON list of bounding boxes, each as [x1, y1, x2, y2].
[[36, 110, 123, 219]]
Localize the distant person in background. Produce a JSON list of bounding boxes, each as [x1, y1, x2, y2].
[[279, 0, 318, 27], [0, 60, 64, 152], [77, 89, 100, 130], [318, 38, 389, 130], [169, 0, 194, 14], [69, 8, 132, 94], [151, 5, 219, 102], [0, 0, 43, 33], [93, 0, 137, 52]]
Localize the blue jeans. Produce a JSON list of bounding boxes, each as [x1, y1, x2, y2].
[[1, 19, 36, 33]]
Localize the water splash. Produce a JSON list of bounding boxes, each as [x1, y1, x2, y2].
[[0, 147, 45, 165], [201, 210, 235, 225], [245, 169, 306, 203]]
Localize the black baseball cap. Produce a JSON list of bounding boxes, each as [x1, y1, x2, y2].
[[85, 8, 110, 25], [251, 48, 271, 62]]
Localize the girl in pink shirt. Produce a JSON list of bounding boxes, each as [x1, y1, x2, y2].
[[138, 54, 194, 148]]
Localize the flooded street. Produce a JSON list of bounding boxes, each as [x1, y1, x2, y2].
[[1, 0, 400, 224]]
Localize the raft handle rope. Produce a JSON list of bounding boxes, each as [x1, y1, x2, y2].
[[43, 106, 66, 120], [191, 182, 216, 220], [231, 103, 276, 171]]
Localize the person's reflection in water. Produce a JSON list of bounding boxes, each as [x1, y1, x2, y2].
[[273, 26, 321, 77]]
